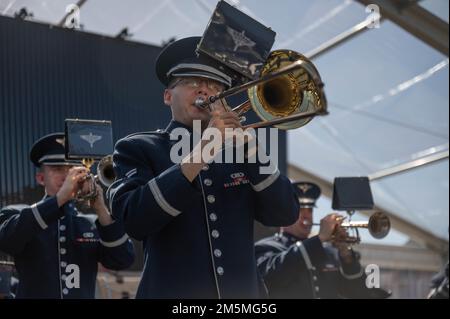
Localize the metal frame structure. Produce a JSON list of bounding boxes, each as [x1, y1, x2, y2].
[[356, 0, 449, 56], [294, 0, 449, 256]]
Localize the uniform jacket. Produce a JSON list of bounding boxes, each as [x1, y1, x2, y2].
[[0, 196, 134, 298], [107, 120, 299, 299], [255, 232, 385, 299]]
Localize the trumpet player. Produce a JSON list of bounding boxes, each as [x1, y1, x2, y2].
[[255, 181, 390, 299], [107, 36, 299, 298], [0, 133, 134, 298]]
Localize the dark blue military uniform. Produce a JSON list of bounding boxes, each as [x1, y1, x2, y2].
[[0, 196, 134, 299], [255, 232, 371, 299], [0, 132, 134, 298], [255, 181, 390, 299], [108, 120, 299, 298]]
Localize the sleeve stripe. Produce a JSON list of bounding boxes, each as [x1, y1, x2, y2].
[[251, 168, 280, 192], [148, 179, 182, 217], [125, 168, 137, 178], [100, 234, 129, 248], [31, 203, 48, 230]]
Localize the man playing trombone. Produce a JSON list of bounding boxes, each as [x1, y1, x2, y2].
[[107, 36, 300, 298], [0, 133, 134, 298], [255, 181, 390, 299]]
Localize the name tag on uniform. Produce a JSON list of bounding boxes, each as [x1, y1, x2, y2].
[[76, 238, 99, 243], [75, 232, 98, 243], [224, 172, 250, 188]]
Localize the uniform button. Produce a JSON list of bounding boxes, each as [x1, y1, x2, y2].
[[315, 286, 320, 292], [313, 276, 318, 281], [209, 213, 217, 222], [202, 165, 209, 171], [59, 237, 66, 243], [204, 179, 213, 186], [60, 248, 67, 255], [211, 230, 220, 239], [217, 267, 224, 276], [61, 274, 67, 281], [61, 261, 67, 268], [207, 195, 216, 204], [62, 288, 69, 295], [214, 249, 222, 257], [59, 225, 66, 231]]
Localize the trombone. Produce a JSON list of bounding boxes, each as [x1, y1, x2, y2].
[[195, 50, 328, 130]]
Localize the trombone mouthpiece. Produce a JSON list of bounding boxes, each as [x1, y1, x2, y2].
[[194, 98, 206, 108]]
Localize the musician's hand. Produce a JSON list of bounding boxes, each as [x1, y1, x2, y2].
[[181, 99, 241, 183], [337, 245, 355, 264], [89, 183, 105, 211], [332, 226, 354, 262], [332, 226, 349, 244], [318, 214, 341, 243], [89, 183, 114, 226], [56, 167, 89, 207], [206, 109, 242, 144]]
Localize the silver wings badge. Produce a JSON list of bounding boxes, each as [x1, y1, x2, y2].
[[80, 132, 102, 148], [226, 27, 256, 52]]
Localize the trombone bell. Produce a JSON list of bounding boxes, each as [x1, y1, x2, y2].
[[247, 50, 327, 130]]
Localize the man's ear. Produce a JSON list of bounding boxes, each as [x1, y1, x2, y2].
[[35, 171, 45, 186], [163, 89, 172, 106]]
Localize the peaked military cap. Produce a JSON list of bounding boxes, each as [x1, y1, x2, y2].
[[155, 36, 233, 88], [292, 181, 321, 208], [29, 133, 81, 167]]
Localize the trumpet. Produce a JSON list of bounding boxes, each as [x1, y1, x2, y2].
[[308, 212, 391, 244], [76, 155, 115, 201], [195, 50, 328, 130], [337, 212, 391, 244], [96, 155, 116, 188]]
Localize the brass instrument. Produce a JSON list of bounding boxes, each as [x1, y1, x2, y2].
[[96, 155, 115, 188], [76, 155, 115, 201], [309, 212, 391, 244], [195, 50, 328, 130], [336, 212, 391, 244]]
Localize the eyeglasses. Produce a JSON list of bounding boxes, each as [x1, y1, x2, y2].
[[170, 77, 225, 93]]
